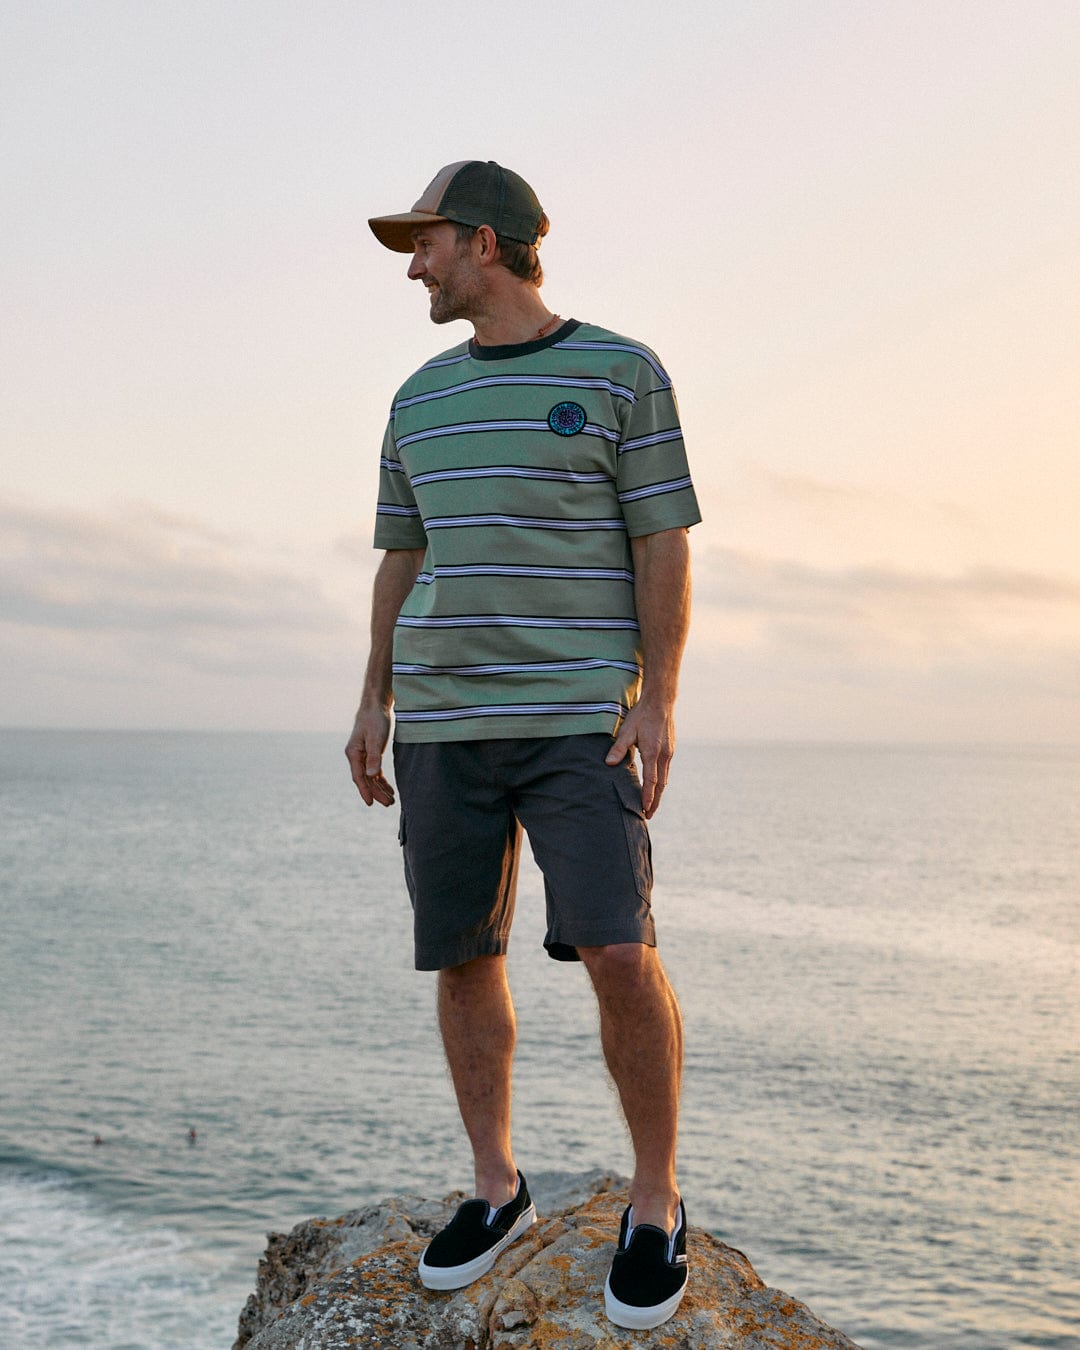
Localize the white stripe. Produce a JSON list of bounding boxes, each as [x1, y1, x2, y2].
[[617, 476, 694, 503], [410, 466, 612, 487], [395, 701, 626, 722], [418, 351, 471, 372], [393, 658, 641, 676], [553, 339, 671, 387], [396, 615, 639, 629], [618, 429, 684, 455], [423, 514, 625, 531], [416, 565, 634, 581], [396, 420, 619, 449], [394, 373, 636, 411]]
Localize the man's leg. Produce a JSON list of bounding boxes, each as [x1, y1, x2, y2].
[[578, 941, 683, 1233], [417, 952, 536, 1291], [438, 953, 520, 1209]]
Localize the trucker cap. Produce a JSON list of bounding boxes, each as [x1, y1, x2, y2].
[[368, 161, 545, 253]]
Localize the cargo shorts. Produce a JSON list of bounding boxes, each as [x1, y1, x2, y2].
[[392, 734, 655, 971]]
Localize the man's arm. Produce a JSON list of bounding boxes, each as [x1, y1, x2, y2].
[[604, 527, 692, 819], [345, 547, 426, 806]]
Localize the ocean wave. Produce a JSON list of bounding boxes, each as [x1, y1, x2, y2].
[[0, 1166, 236, 1349]]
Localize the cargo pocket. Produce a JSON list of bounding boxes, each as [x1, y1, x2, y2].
[[612, 771, 653, 901], [397, 809, 417, 911]]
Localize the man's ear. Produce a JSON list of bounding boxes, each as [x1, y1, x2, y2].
[[473, 224, 500, 265]]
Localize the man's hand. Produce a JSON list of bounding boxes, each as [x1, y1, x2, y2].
[[344, 547, 426, 809], [604, 528, 690, 820], [605, 698, 675, 819], [345, 706, 395, 807]]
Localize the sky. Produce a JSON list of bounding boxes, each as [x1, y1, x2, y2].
[[3, 0, 1078, 742]]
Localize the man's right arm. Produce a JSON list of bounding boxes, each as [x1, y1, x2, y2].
[[345, 547, 426, 806]]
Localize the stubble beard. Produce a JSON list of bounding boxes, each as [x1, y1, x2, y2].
[[428, 287, 466, 325], [427, 244, 486, 327]]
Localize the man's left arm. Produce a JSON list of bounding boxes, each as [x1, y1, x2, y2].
[[605, 527, 692, 818]]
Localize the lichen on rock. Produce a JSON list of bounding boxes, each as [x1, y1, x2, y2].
[[235, 1169, 862, 1349]]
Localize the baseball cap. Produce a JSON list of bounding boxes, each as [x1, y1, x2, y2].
[[368, 161, 545, 253]]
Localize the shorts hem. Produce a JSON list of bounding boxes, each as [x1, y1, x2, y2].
[[414, 932, 510, 972], [544, 918, 656, 962]]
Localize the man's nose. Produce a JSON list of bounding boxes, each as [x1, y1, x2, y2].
[[407, 249, 425, 280]]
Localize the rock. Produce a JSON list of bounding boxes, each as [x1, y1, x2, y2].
[[235, 1170, 862, 1349]]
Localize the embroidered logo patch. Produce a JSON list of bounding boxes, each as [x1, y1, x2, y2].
[[547, 401, 587, 437]]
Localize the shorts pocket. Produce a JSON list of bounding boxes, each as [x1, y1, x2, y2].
[[612, 772, 653, 901]]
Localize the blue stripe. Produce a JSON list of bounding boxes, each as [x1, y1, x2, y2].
[[394, 373, 636, 411], [393, 658, 641, 676], [418, 351, 471, 372], [394, 701, 627, 723], [410, 465, 613, 487], [618, 429, 684, 455], [397, 615, 639, 630], [617, 476, 694, 503], [396, 420, 619, 449], [553, 339, 671, 387], [423, 514, 625, 531], [415, 564, 634, 582]]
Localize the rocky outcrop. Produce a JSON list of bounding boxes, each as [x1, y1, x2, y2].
[[235, 1169, 861, 1349]]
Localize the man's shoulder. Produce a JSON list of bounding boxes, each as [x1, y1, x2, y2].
[[392, 338, 473, 402], [568, 320, 649, 347], [558, 322, 673, 387]]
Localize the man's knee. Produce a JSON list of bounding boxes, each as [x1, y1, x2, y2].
[[439, 952, 507, 987], [578, 941, 658, 985]]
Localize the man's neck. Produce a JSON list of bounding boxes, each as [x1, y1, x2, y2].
[[469, 289, 557, 348]]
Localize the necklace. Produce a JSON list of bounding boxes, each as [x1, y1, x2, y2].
[[534, 313, 561, 340]]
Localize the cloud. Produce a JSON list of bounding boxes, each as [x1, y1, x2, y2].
[[1, 496, 346, 642], [333, 528, 376, 563], [0, 496, 362, 728], [4, 495, 1077, 738], [760, 470, 968, 520], [677, 544, 1080, 741], [694, 546, 1080, 653]]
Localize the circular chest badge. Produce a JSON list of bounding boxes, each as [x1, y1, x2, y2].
[[547, 401, 587, 437]]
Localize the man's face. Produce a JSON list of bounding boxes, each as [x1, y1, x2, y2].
[[407, 222, 483, 325]]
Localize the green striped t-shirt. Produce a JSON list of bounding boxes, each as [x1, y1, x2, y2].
[[373, 319, 701, 742]]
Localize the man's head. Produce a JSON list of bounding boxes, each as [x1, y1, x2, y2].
[[369, 160, 549, 288]]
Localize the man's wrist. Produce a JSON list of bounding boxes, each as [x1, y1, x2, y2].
[[634, 685, 677, 711], [357, 693, 393, 718]]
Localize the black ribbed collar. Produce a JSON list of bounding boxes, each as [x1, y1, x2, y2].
[[468, 318, 580, 362]]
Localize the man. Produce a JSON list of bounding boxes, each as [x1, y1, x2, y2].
[[345, 160, 700, 1330]]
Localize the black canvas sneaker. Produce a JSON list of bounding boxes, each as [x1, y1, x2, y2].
[[604, 1200, 689, 1329], [418, 1171, 537, 1291]]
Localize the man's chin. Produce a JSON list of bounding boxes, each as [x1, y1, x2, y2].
[[425, 292, 467, 325]]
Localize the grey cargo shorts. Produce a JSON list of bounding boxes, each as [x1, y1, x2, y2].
[[392, 734, 655, 970]]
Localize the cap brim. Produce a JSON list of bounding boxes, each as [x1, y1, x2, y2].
[[368, 211, 448, 253]]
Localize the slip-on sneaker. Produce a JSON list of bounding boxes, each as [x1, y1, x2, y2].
[[418, 1170, 537, 1291], [604, 1199, 689, 1329]]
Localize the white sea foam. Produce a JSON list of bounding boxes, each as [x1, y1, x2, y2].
[[0, 1169, 235, 1350]]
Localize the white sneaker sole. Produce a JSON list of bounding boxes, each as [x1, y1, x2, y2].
[[604, 1273, 687, 1329], [418, 1203, 537, 1290]]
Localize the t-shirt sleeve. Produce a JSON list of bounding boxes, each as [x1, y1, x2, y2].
[[372, 414, 428, 550], [615, 356, 702, 538]]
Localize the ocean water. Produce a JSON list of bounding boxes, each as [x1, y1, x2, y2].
[[1, 730, 1077, 1350]]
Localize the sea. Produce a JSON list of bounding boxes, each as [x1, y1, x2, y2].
[[0, 730, 1076, 1350]]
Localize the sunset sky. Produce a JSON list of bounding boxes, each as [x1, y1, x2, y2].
[[3, 0, 1078, 741]]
